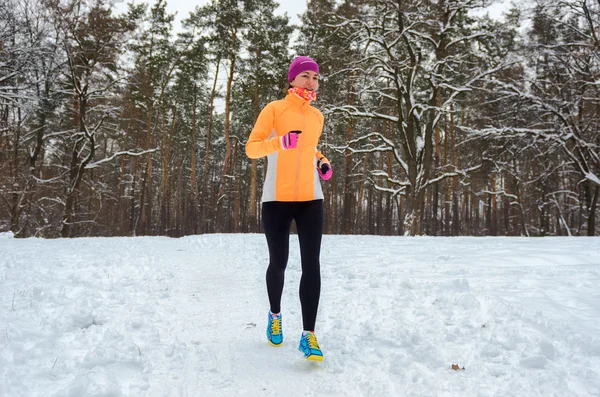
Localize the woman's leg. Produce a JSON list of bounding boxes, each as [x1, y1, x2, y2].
[[262, 202, 294, 314], [294, 200, 324, 331]]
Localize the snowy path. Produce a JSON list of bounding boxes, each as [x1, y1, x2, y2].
[[1, 234, 599, 396]]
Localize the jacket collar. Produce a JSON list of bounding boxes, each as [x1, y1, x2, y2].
[[285, 92, 311, 109]]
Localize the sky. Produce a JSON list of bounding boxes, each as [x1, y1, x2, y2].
[[117, 0, 306, 28], [113, 0, 308, 91], [115, 0, 513, 38], [130, 0, 512, 27], [2, 232, 600, 396], [111, 0, 512, 110]]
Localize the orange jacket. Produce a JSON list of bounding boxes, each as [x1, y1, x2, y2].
[[246, 93, 329, 202]]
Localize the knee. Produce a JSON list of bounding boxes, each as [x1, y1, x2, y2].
[[267, 261, 287, 276], [301, 261, 321, 277]]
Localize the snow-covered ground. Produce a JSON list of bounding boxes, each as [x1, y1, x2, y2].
[[1, 233, 599, 397]]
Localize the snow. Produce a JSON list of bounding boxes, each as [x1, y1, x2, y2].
[[469, 0, 512, 21], [2, 235, 600, 396], [585, 172, 600, 187], [0, 231, 14, 239]]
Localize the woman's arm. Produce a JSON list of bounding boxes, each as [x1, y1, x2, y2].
[[245, 104, 283, 159]]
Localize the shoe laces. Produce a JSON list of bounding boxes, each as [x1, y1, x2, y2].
[[270, 318, 281, 335], [305, 333, 319, 349]]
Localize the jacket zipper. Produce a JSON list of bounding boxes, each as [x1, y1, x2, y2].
[[295, 103, 307, 201]]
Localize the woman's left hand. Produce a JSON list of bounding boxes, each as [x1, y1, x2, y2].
[[317, 160, 332, 180]]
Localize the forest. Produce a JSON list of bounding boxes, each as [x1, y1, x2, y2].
[[1, 0, 599, 238]]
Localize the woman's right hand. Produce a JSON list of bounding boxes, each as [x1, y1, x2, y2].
[[281, 130, 302, 150]]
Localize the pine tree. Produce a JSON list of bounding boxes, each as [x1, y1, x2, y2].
[[127, 0, 178, 235], [43, 0, 135, 237], [236, 0, 292, 232], [296, 0, 364, 234]]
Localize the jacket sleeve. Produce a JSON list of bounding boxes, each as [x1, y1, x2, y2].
[[245, 103, 283, 159], [315, 149, 329, 163], [314, 111, 329, 164], [315, 109, 329, 163], [315, 150, 330, 164]]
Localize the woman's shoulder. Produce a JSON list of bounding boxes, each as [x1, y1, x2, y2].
[[266, 98, 287, 108], [259, 99, 287, 116]]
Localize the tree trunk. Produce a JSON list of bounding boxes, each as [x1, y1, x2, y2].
[[587, 183, 598, 236], [9, 116, 22, 234], [130, 157, 137, 235], [357, 153, 369, 233], [201, 56, 220, 233], [190, 84, 200, 234], [404, 186, 426, 236], [160, 112, 176, 234], [61, 96, 94, 238], [377, 153, 384, 234], [450, 107, 459, 236], [216, 37, 237, 232], [343, 78, 357, 234], [443, 114, 450, 236], [138, 105, 153, 235], [386, 147, 394, 235], [174, 156, 185, 236], [60, 136, 95, 237], [119, 155, 127, 234], [475, 194, 480, 235], [233, 141, 240, 232], [463, 187, 470, 235], [432, 90, 442, 236], [489, 173, 497, 236], [397, 195, 404, 235], [248, 78, 260, 232]]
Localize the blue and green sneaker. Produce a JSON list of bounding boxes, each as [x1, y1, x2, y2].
[[266, 312, 283, 346], [298, 331, 323, 361]]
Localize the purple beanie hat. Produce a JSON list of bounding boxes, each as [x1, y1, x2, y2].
[[288, 56, 319, 82]]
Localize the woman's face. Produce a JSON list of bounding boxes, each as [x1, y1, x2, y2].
[[290, 70, 319, 91]]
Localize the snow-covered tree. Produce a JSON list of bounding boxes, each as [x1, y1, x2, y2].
[[0, 0, 64, 236], [322, 0, 517, 235], [234, 0, 293, 232], [477, 0, 600, 235], [44, 0, 136, 237]]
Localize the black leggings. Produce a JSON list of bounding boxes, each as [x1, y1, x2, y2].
[[262, 200, 323, 332]]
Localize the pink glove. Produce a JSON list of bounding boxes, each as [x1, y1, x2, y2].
[[317, 160, 332, 180], [281, 130, 302, 150]]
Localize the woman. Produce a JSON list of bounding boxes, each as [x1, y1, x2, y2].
[[245, 56, 332, 362]]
